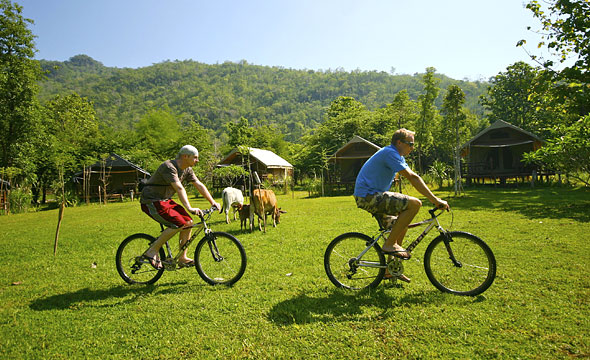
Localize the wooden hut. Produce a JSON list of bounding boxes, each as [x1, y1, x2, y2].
[[215, 147, 293, 190], [326, 135, 381, 191], [74, 153, 150, 201], [458, 120, 551, 185]]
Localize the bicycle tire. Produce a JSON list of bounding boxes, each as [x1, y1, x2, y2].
[[324, 232, 386, 290], [194, 231, 247, 286], [424, 231, 496, 296], [116, 233, 166, 285]]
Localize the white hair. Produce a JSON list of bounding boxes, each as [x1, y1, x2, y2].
[[177, 145, 199, 158]]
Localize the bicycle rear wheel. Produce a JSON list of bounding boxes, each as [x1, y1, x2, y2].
[[116, 233, 166, 285], [424, 231, 496, 296], [324, 232, 386, 290], [194, 232, 247, 286]]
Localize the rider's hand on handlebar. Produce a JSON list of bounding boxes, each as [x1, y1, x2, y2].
[[211, 201, 221, 212], [434, 198, 450, 211], [189, 207, 204, 217]]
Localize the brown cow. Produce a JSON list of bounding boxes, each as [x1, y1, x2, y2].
[[238, 204, 250, 231], [249, 189, 285, 232]]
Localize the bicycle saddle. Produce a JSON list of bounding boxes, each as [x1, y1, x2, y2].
[[372, 213, 398, 231]]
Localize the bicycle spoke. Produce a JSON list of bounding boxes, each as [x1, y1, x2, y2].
[[324, 232, 385, 290], [116, 234, 165, 285], [195, 232, 246, 285], [424, 232, 496, 296]]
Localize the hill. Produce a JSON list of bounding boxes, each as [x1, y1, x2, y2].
[[38, 55, 488, 142]]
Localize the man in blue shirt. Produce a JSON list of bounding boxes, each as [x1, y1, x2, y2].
[[354, 129, 449, 283]]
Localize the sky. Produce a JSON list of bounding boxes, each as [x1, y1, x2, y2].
[[16, 0, 547, 81]]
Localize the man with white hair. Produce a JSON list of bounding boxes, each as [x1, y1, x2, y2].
[[140, 145, 220, 268]]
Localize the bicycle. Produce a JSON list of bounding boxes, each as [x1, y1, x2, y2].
[[324, 207, 496, 296], [116, 207, 247, 286]]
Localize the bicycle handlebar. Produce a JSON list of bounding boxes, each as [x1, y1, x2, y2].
[[196, 206, 219, 219], [428, 205, 449, 218]]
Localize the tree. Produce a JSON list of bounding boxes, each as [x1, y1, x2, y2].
[[518, 0, 590, 185], [479, 62, 552, 133], [523, 115, 590, 186], [296, 96, 373, 185], [226, 117, 255, 149], [416, 67, 440, 173], [0, 0, 43, 169], [519, 0, 590, 115], [135, 108, 181, 160], [440, 85, 467, 194], [179, 120, 214, 182], [371, 90, 418, 146], [313, 96, 371, 154], [42, 93, 99, 197], [42, 93, 98, 254], [212, 165, 249, 188]]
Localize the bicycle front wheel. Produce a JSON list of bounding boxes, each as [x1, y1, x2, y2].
[[424, 231, 496, 296], [194, 232, 247, 286], [324, 232, 386, 290], [116, 233, 166, 285]]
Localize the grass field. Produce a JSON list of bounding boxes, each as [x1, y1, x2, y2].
[[1, 185, 589, 359]]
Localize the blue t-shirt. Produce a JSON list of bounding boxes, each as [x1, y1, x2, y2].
[[353, 145, 408, 197]]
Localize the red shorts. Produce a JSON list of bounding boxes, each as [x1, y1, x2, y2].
[[141, 199, 192, 228]]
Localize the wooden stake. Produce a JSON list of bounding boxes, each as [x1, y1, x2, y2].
[[54, 201, 65, 256]]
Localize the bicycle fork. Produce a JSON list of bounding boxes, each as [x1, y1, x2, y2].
[[441, 232, 462, 268], [206, 233, 224, 263]]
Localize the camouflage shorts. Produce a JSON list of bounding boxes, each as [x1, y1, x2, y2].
[[354, 192, 410, 230]]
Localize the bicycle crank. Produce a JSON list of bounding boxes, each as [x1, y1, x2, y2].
[[387, 258, 404, 283]]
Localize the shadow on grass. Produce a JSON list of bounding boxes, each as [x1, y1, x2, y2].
[[29, 281, 195, 311], [267, 287, 483, 326], [450, 187, 590, 222], [220, 227, 255, 237]]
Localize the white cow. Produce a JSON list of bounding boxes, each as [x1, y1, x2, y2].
[[220, 187, 244, 224]]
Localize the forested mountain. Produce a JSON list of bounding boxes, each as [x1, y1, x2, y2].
[[38, 55, 488, 142]]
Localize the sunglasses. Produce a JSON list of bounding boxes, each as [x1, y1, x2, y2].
[[401, 139, 415, 147]]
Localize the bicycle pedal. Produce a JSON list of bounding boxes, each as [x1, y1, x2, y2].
[[177, 262, 195, 269]]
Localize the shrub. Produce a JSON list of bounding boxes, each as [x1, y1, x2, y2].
[[8, 188, 33, 214], [428, 160, 451, 188], [212, 165, 249, 188]]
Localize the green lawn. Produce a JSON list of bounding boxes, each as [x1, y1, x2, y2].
[[1, 186, 589, 359]]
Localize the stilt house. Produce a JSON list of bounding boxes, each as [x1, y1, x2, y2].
[[74, 153, 150, 200], [459, 120, 551, 184], [326, 136, 381, 191]]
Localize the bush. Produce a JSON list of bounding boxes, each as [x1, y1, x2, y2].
[[427, 160, 451, 188], [212, 165, 249, 188], [303, 177, 323, 197], [8, 188, 33, 214]]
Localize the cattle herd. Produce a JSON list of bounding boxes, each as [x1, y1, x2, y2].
[[220, 187, 285, 233]]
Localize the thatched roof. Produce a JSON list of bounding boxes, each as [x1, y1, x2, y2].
[[460, 120, 544, 150], [328, 135, 381, 162], [75, 153, 150, 176]]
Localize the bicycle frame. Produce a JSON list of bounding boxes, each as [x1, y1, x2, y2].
[[159, 208, 215, 269], [355, 208, 447, 270]]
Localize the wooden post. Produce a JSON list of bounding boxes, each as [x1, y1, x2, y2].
[[253, 171, 264, 232], [54, 201, 65, 256], [54, 165, 66, 256]]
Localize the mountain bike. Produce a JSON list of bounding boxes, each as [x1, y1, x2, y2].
[[324, 207, 496, 296], [116, 207, 247, 286]]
